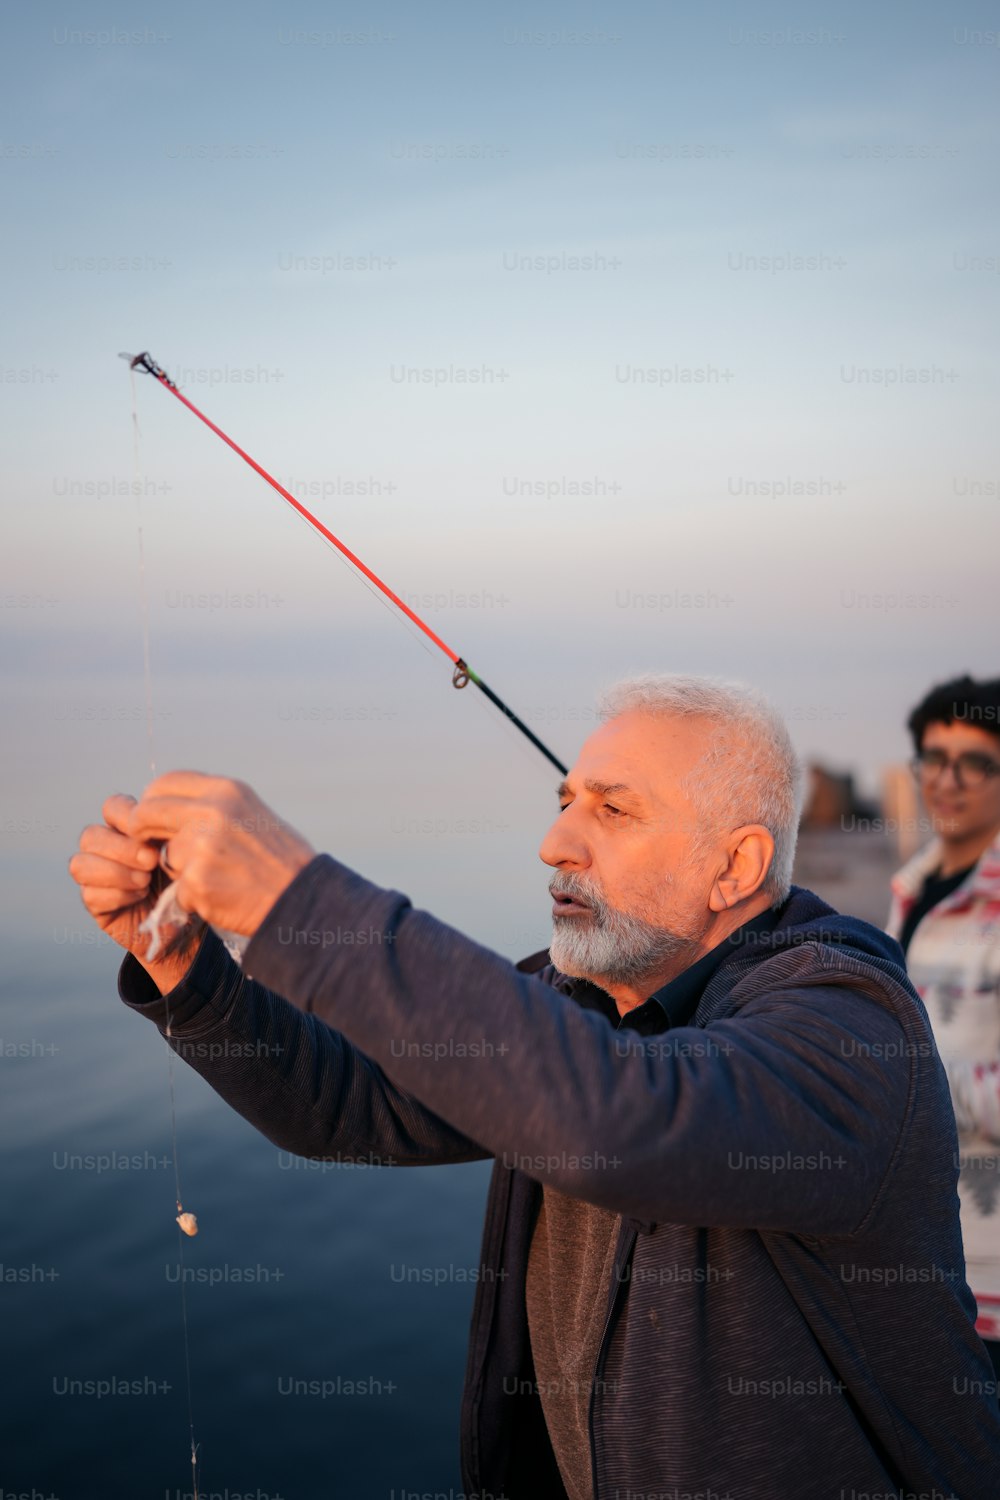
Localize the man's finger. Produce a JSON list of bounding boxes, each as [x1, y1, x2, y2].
[[71, 851, 152, 889], [79, 884, 148, 915], [140, 771, 233, 801], [127, 795, 216, 841], [80, 823, 159, 870], [102, 793, 138, 835]]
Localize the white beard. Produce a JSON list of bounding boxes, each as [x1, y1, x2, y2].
[[549, 872, 699, 989]]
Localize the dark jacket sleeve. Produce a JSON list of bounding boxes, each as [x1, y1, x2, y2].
[[240, 854, 921, 1235], [118, 926, 491, 1167]]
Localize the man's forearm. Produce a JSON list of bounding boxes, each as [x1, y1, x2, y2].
[[120, 927, 489, 1167]]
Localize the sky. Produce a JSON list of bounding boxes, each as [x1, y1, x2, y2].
[[2, 0, 999, 944]]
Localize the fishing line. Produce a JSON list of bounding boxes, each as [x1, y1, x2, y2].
[[129, 371, 202, 1500], [118, 351, 567, 777]]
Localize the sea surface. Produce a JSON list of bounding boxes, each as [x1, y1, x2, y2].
[[3, 926, 497, 1499]]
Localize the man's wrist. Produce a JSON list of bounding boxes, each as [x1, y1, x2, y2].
[[123, 925, 212, 1007], [138, 918, 206, 995]]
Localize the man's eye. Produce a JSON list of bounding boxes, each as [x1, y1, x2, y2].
[[604, 803, 624, 817], [962, 754, 992, 773]]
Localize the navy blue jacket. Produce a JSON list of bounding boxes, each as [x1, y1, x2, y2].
[[119, 856, 1000, 1499]]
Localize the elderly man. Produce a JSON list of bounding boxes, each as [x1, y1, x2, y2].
[[70, 674, 1000, 1499]]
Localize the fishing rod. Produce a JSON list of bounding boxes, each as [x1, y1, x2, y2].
[[121, 348, 565, 1496], [119, 350, 567, 776]]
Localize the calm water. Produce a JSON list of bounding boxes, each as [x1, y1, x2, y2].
[[3, 922, 496, 1498]]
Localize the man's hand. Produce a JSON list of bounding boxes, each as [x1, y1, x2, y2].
[[126, 772, 316, 939], [69, 793, 201, 994]]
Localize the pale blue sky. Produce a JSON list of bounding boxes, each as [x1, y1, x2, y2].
[[2, 0, 998, 942]]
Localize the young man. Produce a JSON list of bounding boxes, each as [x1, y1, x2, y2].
[[887, 674, 1000, 1371], [71, 674, 1000, 1499]]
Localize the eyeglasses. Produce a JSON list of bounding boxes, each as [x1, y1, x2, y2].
[[911, 749, 1000, 789]]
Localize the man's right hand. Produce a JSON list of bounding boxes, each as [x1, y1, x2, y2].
[[68, 793, 202, 996]]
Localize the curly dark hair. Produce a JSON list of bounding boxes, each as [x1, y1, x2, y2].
[[907, 674, 1000, 752]]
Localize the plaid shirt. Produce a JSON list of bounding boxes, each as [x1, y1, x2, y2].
[[888, 830, 1000, 1336]]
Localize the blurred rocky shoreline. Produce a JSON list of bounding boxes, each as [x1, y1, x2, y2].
[[792, 761, 924, 927]]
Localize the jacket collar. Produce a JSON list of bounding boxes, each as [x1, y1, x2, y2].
[[640, 904, 782, 1031], [891, 828, 1000, 911]]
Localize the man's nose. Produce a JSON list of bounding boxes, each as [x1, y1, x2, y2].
[[934, 759, 963, 792], [538, 808, 589, 870]]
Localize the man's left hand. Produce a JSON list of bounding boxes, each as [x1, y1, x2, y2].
[[127, 772, 316, 938]]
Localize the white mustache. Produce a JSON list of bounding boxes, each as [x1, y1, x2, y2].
[[548, 873, 604, 910]]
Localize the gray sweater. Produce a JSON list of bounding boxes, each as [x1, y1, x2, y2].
[[119, 855, 1000, 1498]]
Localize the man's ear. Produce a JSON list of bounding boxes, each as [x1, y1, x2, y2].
[[707, 825, 774, 912]]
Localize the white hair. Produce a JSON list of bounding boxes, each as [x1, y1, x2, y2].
[[596, 673, 805, 905]]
